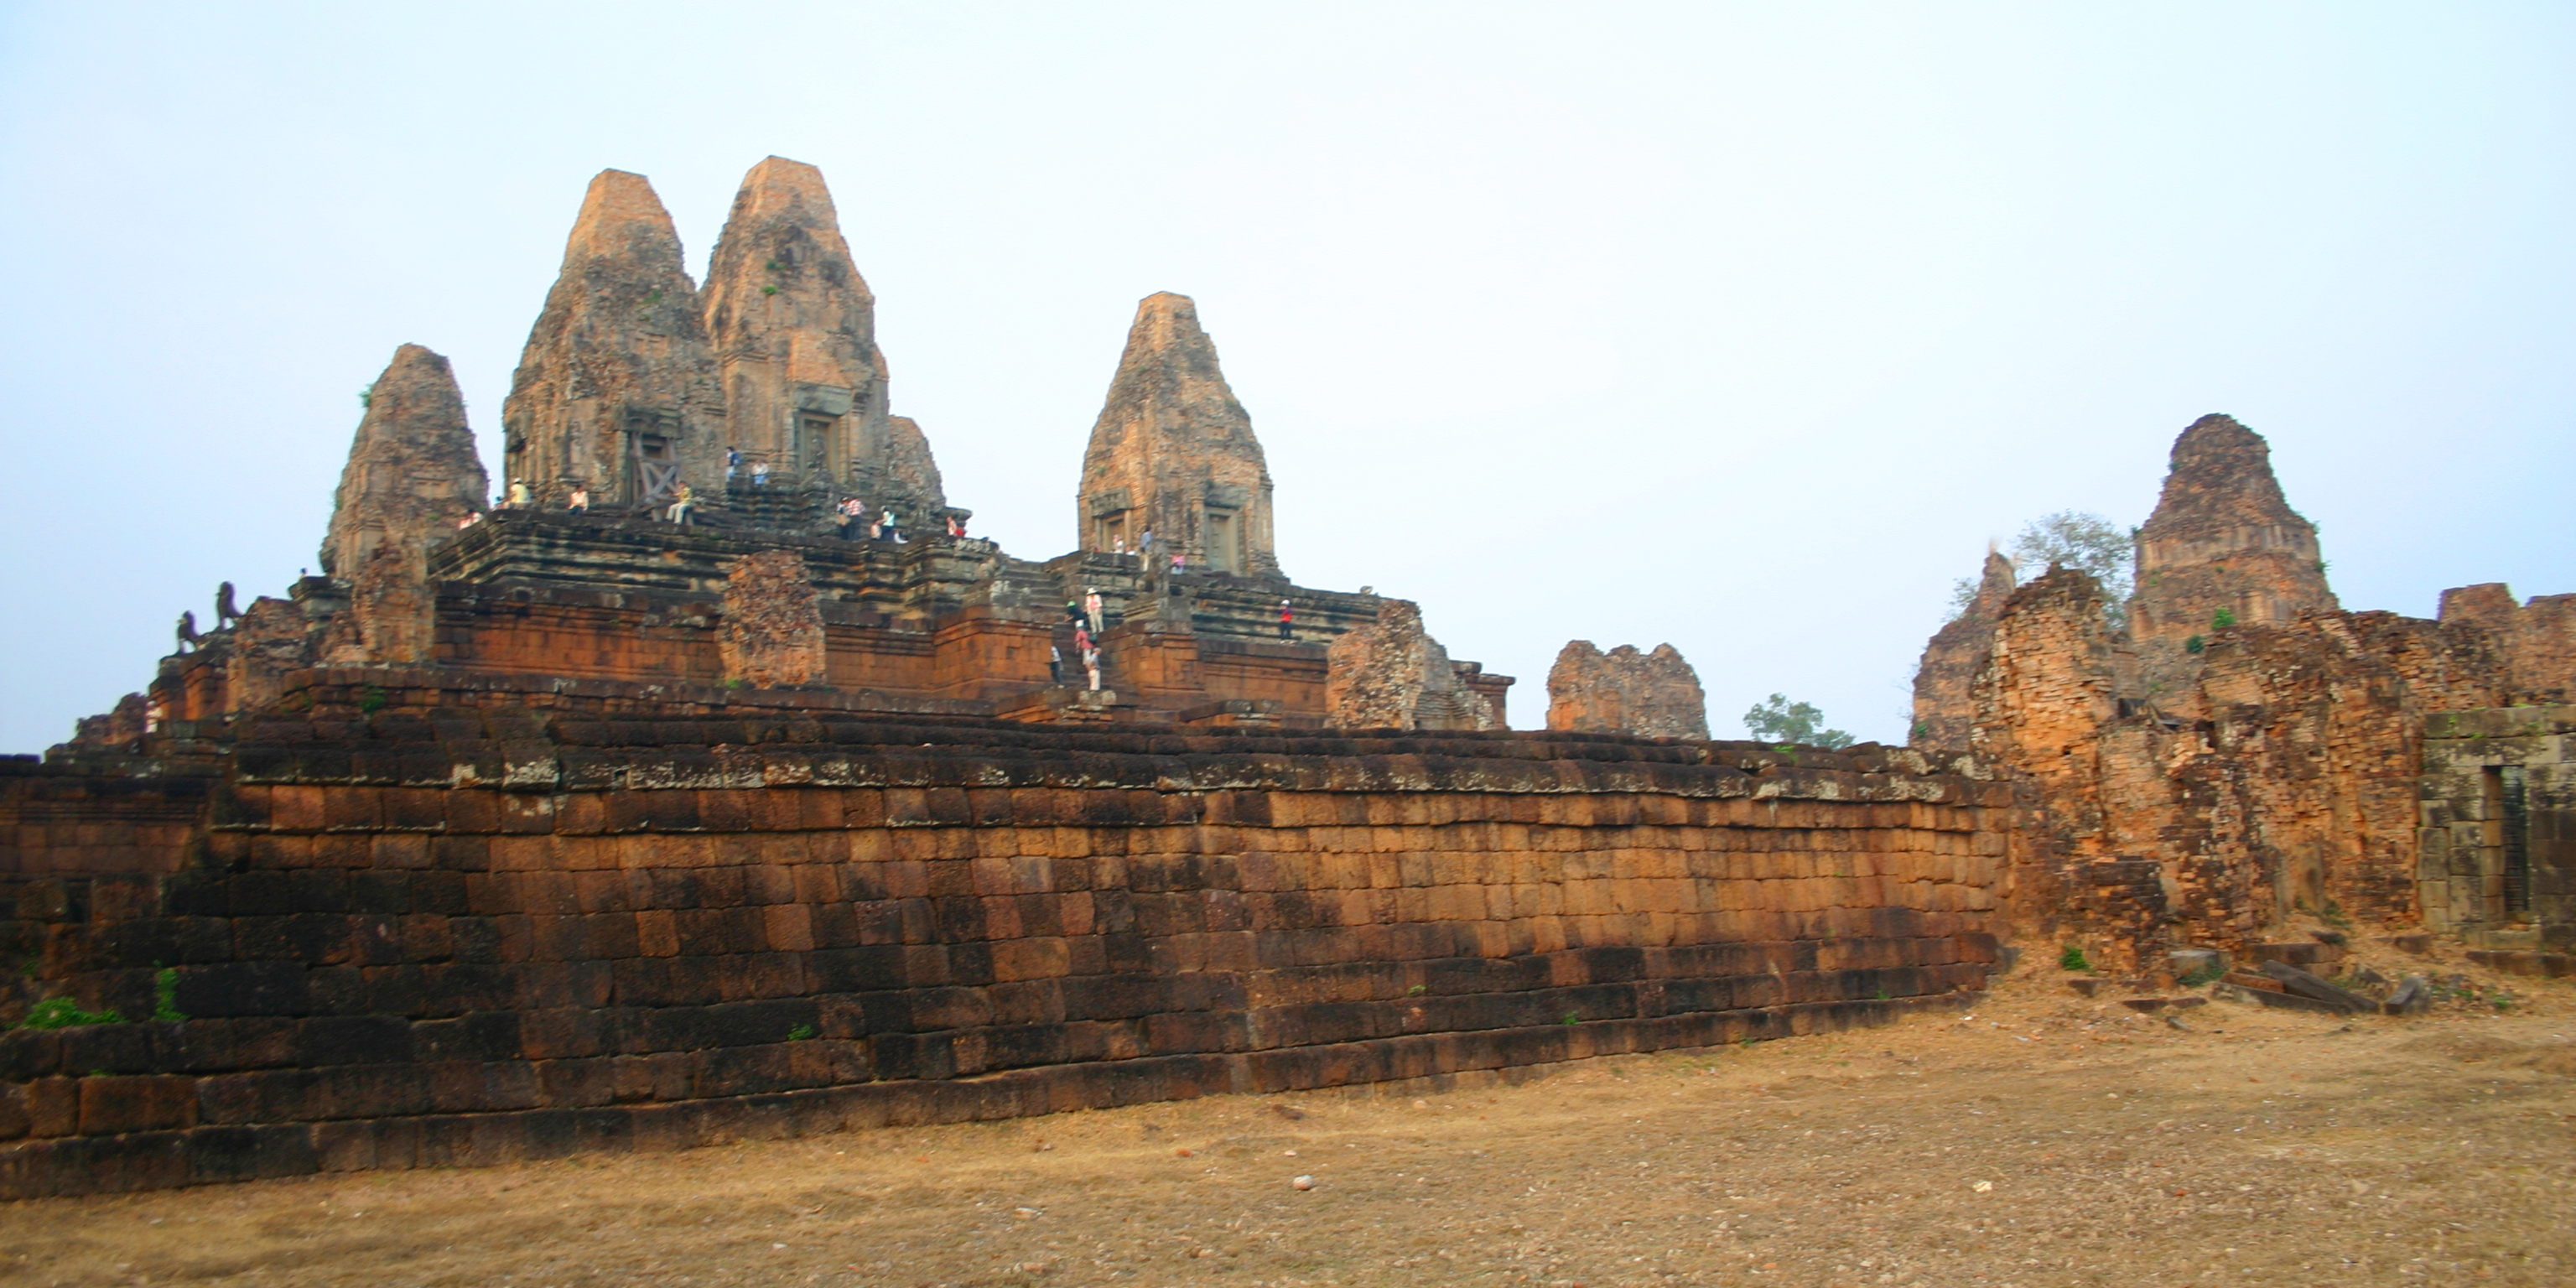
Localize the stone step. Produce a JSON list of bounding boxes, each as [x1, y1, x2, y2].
[[2248, 941, 2345, 968], [2119, 996, 2210, 1013], [2464, 949, 2573, 979]]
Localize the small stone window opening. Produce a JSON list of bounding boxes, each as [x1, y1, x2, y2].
[[639, 434, 672, 461], [1095, 512, 1128, 553]]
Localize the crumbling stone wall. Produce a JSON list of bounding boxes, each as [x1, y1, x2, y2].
[[718, 551, 826, 688], [2439, 584, 2576, 707], [0, 715, 2003, 1197], [1546, 641, 1709, 740], [221, 599, 314, 716], [1912, 550, 2015, 748], [1325, 600, 1498, 731], [322, 541, 435, 667], [1925, 412, 2573, 966], [319, 345, 488, 578]]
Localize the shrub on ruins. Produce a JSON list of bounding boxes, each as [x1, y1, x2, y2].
[[1742, 693, 1853, 749], [1951, 510, 2137, 629]]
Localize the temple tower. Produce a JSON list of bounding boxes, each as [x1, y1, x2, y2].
[[1077, 293, 1279, 576], [699, 156, 946, 524], [499, 169, 724, 510], [321, 344, 487, 576], [2126, 413, 2336, 650]]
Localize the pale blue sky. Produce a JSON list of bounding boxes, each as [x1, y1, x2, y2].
[[3, 3, 2570, 750]]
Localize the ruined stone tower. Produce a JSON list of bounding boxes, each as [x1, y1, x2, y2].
[[1078, 293, 1280, 577], [320, 344, 487, 576], [1545, 641, 1710, 740], [700, 156, 946, 524], [2127, 414, 2335, 650], [1909, 548, 2017, 748], [501, 169, 725, 511]]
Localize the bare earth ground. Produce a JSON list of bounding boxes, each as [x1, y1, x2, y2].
[[8, 947, 2575, 1288]]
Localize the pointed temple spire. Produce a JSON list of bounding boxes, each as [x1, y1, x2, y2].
[[1077, 293, 1280, 577], [700, 156, 946, 523], [320, 344, 487, 576], [500, 169, 723, 511]]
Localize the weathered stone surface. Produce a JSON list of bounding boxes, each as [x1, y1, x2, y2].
[[60, 693, 148, 753], [319, 345, 487, 577], [223, 598, 313, 714], [718, 549, 826, 688], [501, 169, 724, 511], [1078, 293, 1279, 576], [1546, 641, 1709, 739], [2127, 414, 2336, 709], [700, 157, 946, 525], [320, 539, 434, 666], [2439, 584, 2576, 706], [0, 711, 2001, 1197], [1325, 600, 1498, 730], [1942, 415, 2572, 965], [1911, 548, 2016, 748]]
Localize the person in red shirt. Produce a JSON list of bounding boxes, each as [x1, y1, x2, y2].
[[1277, 600, 1293, 641]]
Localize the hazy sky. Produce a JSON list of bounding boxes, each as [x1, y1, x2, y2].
[[3, 3, 2570, 752]]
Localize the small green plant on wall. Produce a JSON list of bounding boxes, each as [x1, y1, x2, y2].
[[19, 997, 124, 1029], [2058, 943, 2092, 973]]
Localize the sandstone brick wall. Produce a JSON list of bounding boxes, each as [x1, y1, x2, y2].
[[1, 717, 2002, 1197]]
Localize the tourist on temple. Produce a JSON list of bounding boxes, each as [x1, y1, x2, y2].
[[1170, 551, 1186, 573], [1048, 644, 1064, 685], [724, 445, 740, 483], [507, 480, 532, 508], [1140, 527, 1154, 555], [947, 513, 966, 540], [838, 496, 865, 539], [1083, 589, 1104, 634], [750, 457, 769, 487], [1083, 644, 1102, 692], [880, 507, 903, 543], [568, 486, 589, 514], [1277, 600, 1293, 640], [667, 482, 695, 525]]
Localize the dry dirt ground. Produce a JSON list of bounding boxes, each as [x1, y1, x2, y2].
[[8, 948, 2575, 1288]]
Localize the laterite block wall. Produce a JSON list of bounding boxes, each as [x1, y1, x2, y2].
[[2, 714, 2006, 1197]]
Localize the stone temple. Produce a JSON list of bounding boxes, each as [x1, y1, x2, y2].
[[3, 157, 2565, 1200], [1913, 413, 2576, 971]]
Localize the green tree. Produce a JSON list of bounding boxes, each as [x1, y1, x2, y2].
[[2007, 510, 2135, 628], [1742, 693, 1853, 748]]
